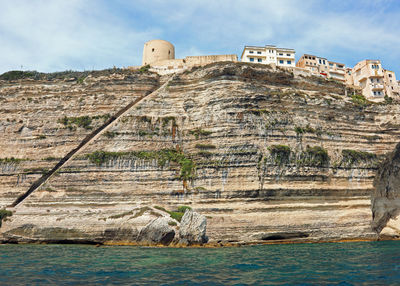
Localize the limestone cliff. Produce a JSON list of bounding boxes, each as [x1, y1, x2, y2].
[[1, 62, 399, 244], [372, 143, 400, 238]]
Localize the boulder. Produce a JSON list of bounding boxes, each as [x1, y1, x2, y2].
[[179, 209, 208, 245], [137, 217, 175, 246]]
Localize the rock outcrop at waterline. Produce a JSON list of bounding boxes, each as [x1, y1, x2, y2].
[[1, 62, 400, 244], [372, 143, 400, 238]]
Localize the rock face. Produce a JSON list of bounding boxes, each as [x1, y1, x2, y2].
[[179, 210, 208, 245], [137, 217, 175, 246], [372, 143, 400, 238], [1, 62, 400, 244]]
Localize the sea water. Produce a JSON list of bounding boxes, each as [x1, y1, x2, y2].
[[0, 241, 399, 285]]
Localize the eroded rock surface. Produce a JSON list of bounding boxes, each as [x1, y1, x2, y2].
[[1, 62, 400, 244], [372, 143, 400, 238], [179, 210, 208, 245], [137, 217, 175, 246]]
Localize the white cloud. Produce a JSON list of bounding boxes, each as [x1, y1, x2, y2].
[[0, 0, 154, 73], [0, 0, 399, 74]]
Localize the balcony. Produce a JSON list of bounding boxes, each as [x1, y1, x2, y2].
[[329, 69, 345, 75], [276, 54, 295, 59], [371, 84, 384, 90]]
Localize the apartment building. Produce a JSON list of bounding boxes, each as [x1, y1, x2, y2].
[[350, 60, 385, 100], [296, 54, 346, 82], [384, 69, 400, 97], [240, 45, 295, 67]]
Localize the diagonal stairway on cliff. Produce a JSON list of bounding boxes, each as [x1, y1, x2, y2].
[[9, 76, 173, 208]]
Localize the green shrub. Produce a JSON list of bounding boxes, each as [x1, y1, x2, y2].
[[342, 149, 377, 166], [168, 221, 177, 226], [294, 125, 315, 135], [177, 206, 192, 213], [189, 128, 212, 139], [195, 144, 216, 150], [169, 211, 184, 222], [197, 151, 213, 157], [103, 131, 116, 138], [297, 146, 329, 167], [0, 209, 12, 227], [162, 116, 176, 127], [85, 149, 196, 180], [384, 95, 393, 104], [77, 77, 85, 84], [0, 157, 24, 163], [139, 65, 150, 73], [36, 134, 46, 139], [0, 70, 37, 80], [268, 145, 291, 165], [58, 115, 92, 130], [351, 94, 369, 107]]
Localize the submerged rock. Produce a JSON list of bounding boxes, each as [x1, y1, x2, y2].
[[137, 217, 175, 246], [178, 210, 208, 245]]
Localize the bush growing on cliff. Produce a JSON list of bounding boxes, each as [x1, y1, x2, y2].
[[341, 149, 377, 166], [351, 94, 369, 108], [384, 95, 393, 104], [85, 149, 196, 181], [195, 144, 216, 150], [0, 70, 38, 80], [189, 128, 212, 139], [268, 145, 291, 165], [294, 125, 316, 135], [154, 205, 192, 222], [0, 209, 12, 227], [297, 146, 329, 167], [58, 115, 92, 130], [0, 157, 25, 164], [139, 65, 150, 73]]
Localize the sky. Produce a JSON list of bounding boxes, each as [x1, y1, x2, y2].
[[0, 0, 399, 75]]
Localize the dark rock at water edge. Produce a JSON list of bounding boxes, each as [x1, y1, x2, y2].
[[373, 142, 400, 233], [137, 217, 175, 246]]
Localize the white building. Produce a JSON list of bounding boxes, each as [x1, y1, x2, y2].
[[240, 45, 295, 67]]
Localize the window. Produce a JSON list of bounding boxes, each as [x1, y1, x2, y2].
[[306, 61, 309, 64], [389, 74, 392, 78], [279, 53, 283, 56], [257, 58, 262, 63], [319, 59, 322, 64], [287, 60, 291, 64], [152, 48, 155, 52], [249, 58, 254, 62], [377, 78, 380, 83], [329, 63, 334, 67], [323, 60, 326, 64], [279, 60, 284, 64], [168, 50, 170, 55], [257, 51, 261, 54], [287, 53, 291, 56], [374, 91, 377, 95], [371, 78, 374, 83], [338, 65, 344, 68], [249, 51, 254, 54]]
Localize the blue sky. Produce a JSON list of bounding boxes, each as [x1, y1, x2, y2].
[[0, 0, 399, 75]]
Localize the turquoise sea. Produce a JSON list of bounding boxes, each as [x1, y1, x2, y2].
[[0, 241, 399, 285]]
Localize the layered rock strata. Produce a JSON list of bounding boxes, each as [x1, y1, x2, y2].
[[1, 62, 400, 244]]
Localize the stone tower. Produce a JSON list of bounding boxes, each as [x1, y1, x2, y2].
[[142, 39, 175, 66]]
